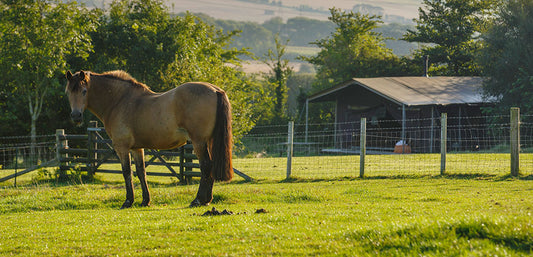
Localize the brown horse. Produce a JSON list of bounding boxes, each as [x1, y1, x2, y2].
[[65, 70, 233, 208]]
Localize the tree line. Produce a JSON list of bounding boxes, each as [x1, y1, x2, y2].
[[0, 0, 531, 142]]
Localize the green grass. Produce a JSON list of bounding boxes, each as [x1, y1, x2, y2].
[[0, 154, 532, 256], [0, 173, 532, 256], [235, 153, 533, 180]]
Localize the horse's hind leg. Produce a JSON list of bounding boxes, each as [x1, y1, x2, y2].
[[132, 149, 150, 207], [190, 142, 214, 207]]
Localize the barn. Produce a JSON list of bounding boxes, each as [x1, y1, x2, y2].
[[306, 76, 494, 153]]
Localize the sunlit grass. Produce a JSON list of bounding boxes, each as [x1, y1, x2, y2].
[[0, 176, 531, 256], [2, 153, 532, 186]]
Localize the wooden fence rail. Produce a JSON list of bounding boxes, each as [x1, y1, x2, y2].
[[56, 121, 201, 183]]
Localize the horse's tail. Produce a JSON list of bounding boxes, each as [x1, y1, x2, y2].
[[211, 90, 233, 181]]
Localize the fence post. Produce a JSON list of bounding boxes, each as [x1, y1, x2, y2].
[[510, 107, 520, 176], [286, 121, 294, 179], [56, 129, 67, 173], [360, 117, 366, 178], [14, 149, 18, 187], [440, 113, 447, 175], [87, 121, 98, 177], [179, 146, 185, 183]]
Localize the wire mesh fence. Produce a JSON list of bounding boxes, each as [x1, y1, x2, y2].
[[234, 114, 533, 180], [0, 134, 57, 184], [1, 113, 532, 183], [0, 135, 56, 170]]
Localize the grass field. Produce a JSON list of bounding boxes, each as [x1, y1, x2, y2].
[[0, 155, 532, 256]]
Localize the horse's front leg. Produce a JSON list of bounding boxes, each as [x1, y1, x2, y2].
[[190, 144, 214, 207], [116, 148, 134, 209], [131, 149, 150, 207]]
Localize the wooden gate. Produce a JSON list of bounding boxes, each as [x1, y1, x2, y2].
[[57, 121, 248, 183], [57, 121, 251, 183]]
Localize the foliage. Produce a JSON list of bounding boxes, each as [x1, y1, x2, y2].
[[298, 8, 415, 124], [287, 73, 315, 122], [89, 0, 176, 87], [261, 35, 293, 123], [87, 0, 268, 140], [403, 0, 495, 76], [478, 0, 533, 119], [304, 8, 410, 92], [0, 0, 98, 136]]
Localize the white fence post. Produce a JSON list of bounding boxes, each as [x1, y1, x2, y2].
[[286, 121, 294, 179], [360, 117, 366, 178], [440, 113, 447, 175], [510, 107, 520, 176], [359, 118, 366, 178]]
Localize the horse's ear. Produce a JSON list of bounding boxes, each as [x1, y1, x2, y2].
[[66, 71, 73, 80], [80, 70, 87, 81]]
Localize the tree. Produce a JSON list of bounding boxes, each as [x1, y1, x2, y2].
[[478, 0, 533, 118], [304, 8, 407, 91], [403, 0, 495, 76], [90, 0, 267, 140], [89, 0, 171, 88], [262, 35, 293, 123], [0, 0, 97, 150], [159, 13, 264, 140]]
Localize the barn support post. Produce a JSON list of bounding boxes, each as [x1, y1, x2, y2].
[[402, 104, 406, 153], [286, 121, 294, 179], [440, 113, 447, 175], [87, 121, 98, 177], [359, 117, 366, 178], [430, 107, 435, 153], [458, 107, 463, 151], [510, 107, 520, 176], [334, 104, 338, 148]]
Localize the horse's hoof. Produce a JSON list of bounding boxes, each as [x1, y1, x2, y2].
[[189, 198, 209, 208], [120, 199, 133, 209], [140, 201, 151, 207]]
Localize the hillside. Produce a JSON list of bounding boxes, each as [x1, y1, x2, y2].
[[75, 0, 421, 72], [81, 0, 421, 23], [166, 0, 422, 23]]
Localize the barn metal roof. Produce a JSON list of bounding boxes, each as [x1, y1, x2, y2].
[[308, 77, 487, 106]]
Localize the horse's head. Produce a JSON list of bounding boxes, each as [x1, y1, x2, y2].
[[65, 70, 90, 125]]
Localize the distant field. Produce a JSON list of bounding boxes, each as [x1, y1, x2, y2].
[[239, 46, 319, 74], [166, 0, 422, 22], [78, 0, 422, 23]]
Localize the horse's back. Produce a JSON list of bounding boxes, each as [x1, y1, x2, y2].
[[172, 82, 220, 136], [156, 82, 220, 141], [170, 82, 219, 122], [128, 82, 219, 149]]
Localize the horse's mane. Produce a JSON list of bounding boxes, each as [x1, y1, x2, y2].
[[100, 70, 150, 90]]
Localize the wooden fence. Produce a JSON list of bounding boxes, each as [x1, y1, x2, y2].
[[55, 121, 251, 183], [56, 121, 199, 183]]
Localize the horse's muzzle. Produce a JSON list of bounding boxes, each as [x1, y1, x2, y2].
[[71, 110, 83, 124]]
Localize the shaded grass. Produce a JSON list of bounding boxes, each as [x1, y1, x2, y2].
[[348, 217, 533, 256]]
